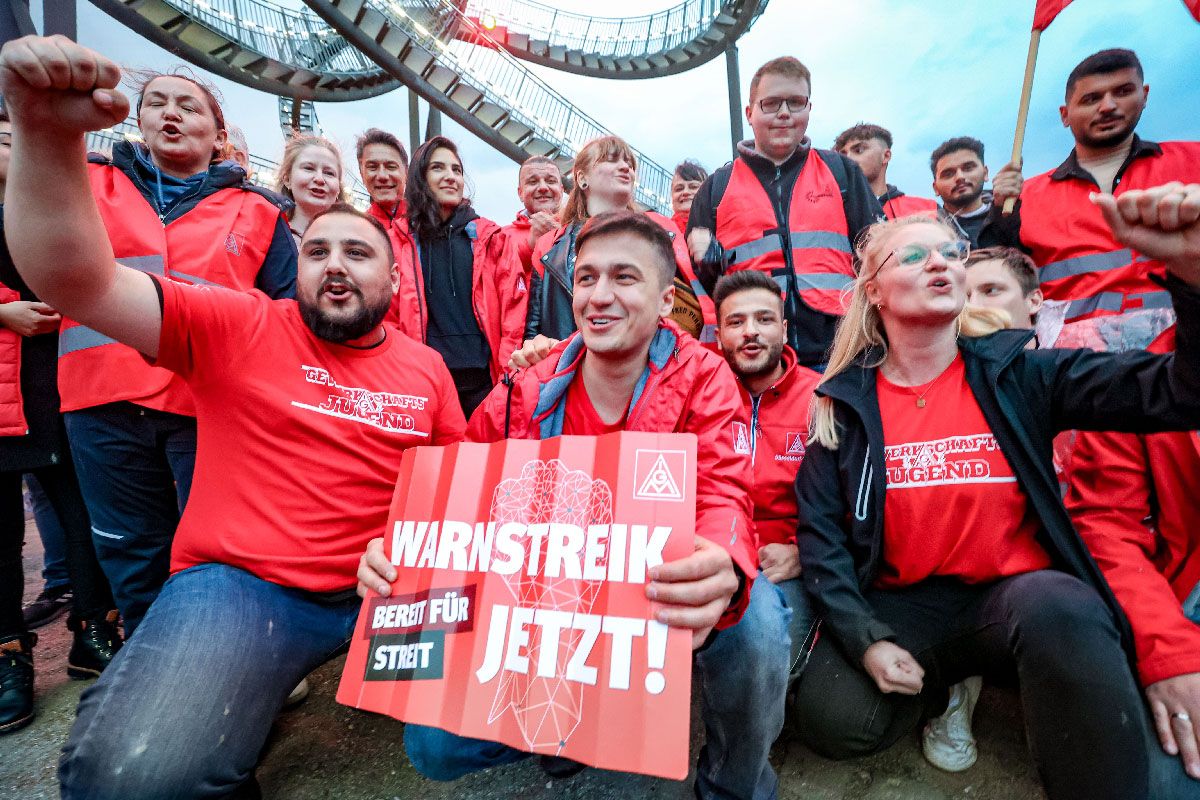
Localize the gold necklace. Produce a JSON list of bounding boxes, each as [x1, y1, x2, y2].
[[890, 361, 955, 408]]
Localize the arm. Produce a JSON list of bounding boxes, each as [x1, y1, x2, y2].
[[1065, 429, 1200, 779], [0, 35, 161, 358], [981, 160, 1025, 249], [794, 432, 897, 665], [0, 300, 60, 337], [487, 228, 529, 375], [685, 173, 727, 296], [1065, 430, 1200, 686], [253, 214, 299, 299], [1037, 185, 1200, 431]]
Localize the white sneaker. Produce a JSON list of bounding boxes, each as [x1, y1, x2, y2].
[[282, 677, 310, 710], [922, 675, 983, 772]]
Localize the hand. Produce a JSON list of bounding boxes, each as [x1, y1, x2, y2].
[[356, 537, 395, 598], [758, 542, 801, 584], [1092, 182, 1200, 283], [646, 535, 740, 649], [1147, 672, 1200, 780], [0, 35, 129, 134], [507, 334, 558, 370], [992, 158, 1024, 214], [0, 301, 61, 336], [687, 227, 713, 264], [862, 640, 924, 695], [526, 211, 558, 250]]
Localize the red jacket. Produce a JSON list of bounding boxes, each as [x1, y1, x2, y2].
[[671, 210, 690, 238], [501, 211, 536, 281], [1020, 138, 1200, 323], [386, 215, 528, 382], [1065, 428, 1200, 687], [879, 190, 938, 221], [0, 285, 28, 437], [467, 320, 757, 626], [366, 199, 407, 259], [736, 348, 821, 549]]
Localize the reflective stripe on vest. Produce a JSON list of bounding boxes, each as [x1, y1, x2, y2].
[[1039, 248, 1137, 283], [1064, 289, 1172, 321], [730, 230, 852, 266], [58, 326, 118, 357], [57, 255, 166, 358], [168, 269, 230, 289]]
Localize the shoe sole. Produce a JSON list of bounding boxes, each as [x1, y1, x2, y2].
[[67, 664, 103, 680], [0, 710, 34, 733]]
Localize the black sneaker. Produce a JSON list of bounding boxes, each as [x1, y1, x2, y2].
[[22, 586, 72, 630], [0, 632, 36, 734], [67, 611, 122, 680]]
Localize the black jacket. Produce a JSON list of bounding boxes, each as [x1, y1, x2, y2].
[[794, 275, 1200, 668], [937, 191, 1023, 250], [523, 223, 580, 342]]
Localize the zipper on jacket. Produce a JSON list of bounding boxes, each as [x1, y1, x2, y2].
[[854, 455, 872, 522], [749, 394, 762, 464]]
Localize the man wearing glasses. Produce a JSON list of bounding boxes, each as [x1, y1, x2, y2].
[[685, 56, 882, 369]]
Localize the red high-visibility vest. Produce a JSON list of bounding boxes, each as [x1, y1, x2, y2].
[[1022, 141, 1200, 323], [715, 156, 853, 317], [58, 163, 284, 415]]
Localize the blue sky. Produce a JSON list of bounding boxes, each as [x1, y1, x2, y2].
[[29, 0, 1200, 221]]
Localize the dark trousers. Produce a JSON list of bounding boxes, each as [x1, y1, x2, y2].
[[793, 571, 1151, 800], [64, 403, 196, 636], [0, 458, 115, 638]]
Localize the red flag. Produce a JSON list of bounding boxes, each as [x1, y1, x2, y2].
[[1033, 0, 1074, 29], [1185, 0, 1200, 21]]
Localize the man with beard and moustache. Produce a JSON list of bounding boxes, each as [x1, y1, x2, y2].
[[1011, 49, 1200, 328], [929, 137, 1023, 249], [0, 35, 466, 798], [712, 270, 821, 687], [502, 155, 563, 279]]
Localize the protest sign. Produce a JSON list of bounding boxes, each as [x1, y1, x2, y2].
[[336, 431, 697, 780]]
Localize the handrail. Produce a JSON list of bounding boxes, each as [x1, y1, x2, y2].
[[370, 0, 673, 210]]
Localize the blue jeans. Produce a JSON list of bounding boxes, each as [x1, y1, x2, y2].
[[406, 572, 791, 800], [58, 563, 360, 800], [1146, 584, 1200, 799], [26, 472, 69, 590], [774, 576, 817, 686], [65, 403, 197, 635]]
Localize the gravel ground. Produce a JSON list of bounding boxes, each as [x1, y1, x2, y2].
[[1, 519, 1046, 799]]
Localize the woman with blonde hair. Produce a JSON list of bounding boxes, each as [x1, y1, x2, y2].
[[513, 135, 701, 366], [790, 186, 1200, 800], [274, 134, 347, 241]]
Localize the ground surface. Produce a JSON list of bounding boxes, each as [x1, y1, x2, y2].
[[1, 519, 1046, 799]]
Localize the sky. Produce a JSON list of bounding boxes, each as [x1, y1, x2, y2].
[[23, 0, 1200, 222]]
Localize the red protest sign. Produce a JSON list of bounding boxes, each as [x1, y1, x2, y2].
[[336, 431, 697, 780]]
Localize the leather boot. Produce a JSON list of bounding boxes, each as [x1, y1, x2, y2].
[[0, 632, 36, 733], [67, 610, 123, 679]]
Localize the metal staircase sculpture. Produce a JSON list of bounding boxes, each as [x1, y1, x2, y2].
[[90, 0, 770, 212], [461, 0, 768, 79]]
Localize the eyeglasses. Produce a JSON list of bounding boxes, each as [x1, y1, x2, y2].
[[757, 96, 810, 114], [880, 241, 970, 271]]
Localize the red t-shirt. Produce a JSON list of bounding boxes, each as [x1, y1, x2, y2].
[[562, 377, 626, 435], [875, 354, 1051, 588], [152, 279, 467, 592]]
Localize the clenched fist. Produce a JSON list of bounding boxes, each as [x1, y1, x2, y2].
[[0, 35, 129, 135]]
